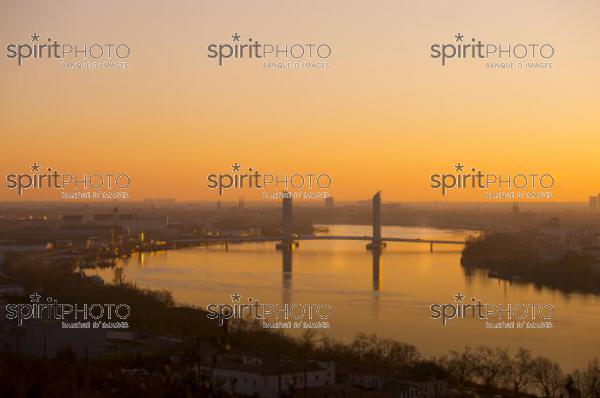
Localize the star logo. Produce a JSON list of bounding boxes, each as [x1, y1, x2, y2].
[[232, 163, 241, 172], [31, 163, 41, 172], [232, 33, 241, 42], [454, 292, 465, 302], [454, 163, 464, 172], [29, 293, 41, 303], [31, 33, 40, 42], [455, 33, 464, 42], [231, 292, 241, 302]]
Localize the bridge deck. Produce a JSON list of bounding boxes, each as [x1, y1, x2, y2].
[[174, 236, 465, 245]]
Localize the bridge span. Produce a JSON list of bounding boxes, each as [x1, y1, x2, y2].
[[178, 235, 463, 246], [173, 192, 466, 253]]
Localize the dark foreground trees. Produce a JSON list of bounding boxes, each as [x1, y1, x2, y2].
[[436, 345, 600, 397]]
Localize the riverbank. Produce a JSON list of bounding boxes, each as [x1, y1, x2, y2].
[[2, 249, 600, 397], [461, 233, 600, 295]]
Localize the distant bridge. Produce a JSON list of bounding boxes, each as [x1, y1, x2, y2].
[[173, 192, 466, 252], [175, 235, 463, 245]]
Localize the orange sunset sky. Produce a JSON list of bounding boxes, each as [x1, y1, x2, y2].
[[0, 0, 599, 202]]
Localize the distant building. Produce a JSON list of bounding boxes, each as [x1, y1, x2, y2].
[[325, 197, 335, 208], [0, 273, 24, 297], [548, 217, 561, 228], [385, 379, 448, 398], [512, 202, 520, 215], [62, 214, 85, 227], [385, 381, 423, 398], [340, 369, 448, 398], [106, 330, 181, 355], [346, 372, 385, 390], [0, 241, 51, 253], [220, 227, 261, 238], [0, 241, 51, 266], [143, 198, 176, 208], [0, 316, 106, 359], [590, 196, 599, 212], [93, 213, 116, 226], [62, 211, 168, 235], [212, 355, 335, 398]]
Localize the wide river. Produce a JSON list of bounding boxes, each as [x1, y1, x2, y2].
[[88, 225, 600, 371]]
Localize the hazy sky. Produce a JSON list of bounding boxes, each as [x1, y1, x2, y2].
[[0, 0, 598, 202]]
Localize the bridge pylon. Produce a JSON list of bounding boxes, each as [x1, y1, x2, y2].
[[367, 191, 386, 252], [275, 241, 299, 251], [276, 193, 298, 251]]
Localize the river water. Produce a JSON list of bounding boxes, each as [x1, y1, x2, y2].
[[87, 224, 600, 371]]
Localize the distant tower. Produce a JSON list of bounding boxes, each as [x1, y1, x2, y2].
[[238, 195, 245, 208], [592, 196, 600, 212], [512, 202, 520, 215], [325, 197, 335, 208], [112, 207, 119, 226], [216, 200, 222, 210], [282, 194, 292, 240]]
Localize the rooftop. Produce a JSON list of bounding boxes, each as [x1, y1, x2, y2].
[[215, 355, 325, 375]]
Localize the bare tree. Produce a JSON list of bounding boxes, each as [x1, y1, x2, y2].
[[388, 341, 420, 368], [473, 346, 509, 388], [563, 375, 581, 398], [573, 358, 600, 398], [531, 356, 563, 398], [442, 347, 478, 386], [504, 348, 534, 393], [346, 333, 420, 369], [298, 329, 317, 352], [113, 266, 125, 286]]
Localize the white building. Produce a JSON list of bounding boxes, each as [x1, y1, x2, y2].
[[212, 355, 335, 398], [346, 372, 385, 390], [387, 380, 448, 398]]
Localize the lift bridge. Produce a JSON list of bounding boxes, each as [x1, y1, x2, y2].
[[182, 192, 465, 253]]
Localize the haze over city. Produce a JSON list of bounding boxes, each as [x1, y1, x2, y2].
[[1, 0, 599, 201]]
